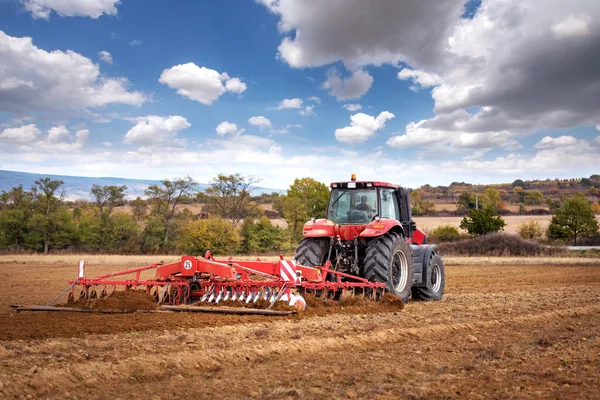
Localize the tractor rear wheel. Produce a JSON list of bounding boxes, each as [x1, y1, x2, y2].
[[364, 232, 414, 302], [412, 254, 445, 301], [295, 238, 329, 267]]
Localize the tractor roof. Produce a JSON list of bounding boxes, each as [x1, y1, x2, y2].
[[330, 180, 397, 189]]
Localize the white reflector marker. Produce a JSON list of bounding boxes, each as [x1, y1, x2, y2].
[[278, 260, 298, 283], [78, 260, 85, 278]]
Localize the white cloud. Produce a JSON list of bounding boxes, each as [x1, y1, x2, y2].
[[248, 116, 272, 130], [224, 77, 247, 94], [335, 111, 394, 144], [48, 125, 70, 143], [270, 128, 289, 134], [21, 0, 119, 19], [323, 68, 373, 101], [259, 0, 463, 69], [262, 0, 600, 154], [552, 15, 590, 39], [0, 124, 41, 145], [299, 105, 315, 116], [0, 31, 147, 113], [308, 96, 321, 104], [159, 63, 247, 105], [276, 98, 303, 109], [286, 124, 302, 129], [397, 68, 442, 91], [98, 50, 113, 64], [129, 39, 143, 46], [386, 113, 522, 151], [216, 121, 243, 136], [124, 115, 190, 149], [103, 141, 112, 147], [1, 124, 88, 151], [343, 104, 361, 112], [534, 135, 580, 149]]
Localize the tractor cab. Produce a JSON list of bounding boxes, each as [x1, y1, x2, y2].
[[322, 174, 420, 243]]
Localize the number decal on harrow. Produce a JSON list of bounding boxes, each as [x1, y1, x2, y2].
[[183, 260, 193, 270]]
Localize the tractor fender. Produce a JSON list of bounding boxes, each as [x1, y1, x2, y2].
[[302, 218, 336, 238], [359, 219, 405, 238]]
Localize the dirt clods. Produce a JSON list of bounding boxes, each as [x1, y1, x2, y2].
[[66, 290, 157, 312]]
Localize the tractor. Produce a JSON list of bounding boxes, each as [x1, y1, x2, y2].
[[295, 174, 445, 302]]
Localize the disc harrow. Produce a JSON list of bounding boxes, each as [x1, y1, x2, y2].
[[50, 252, 387, 312]]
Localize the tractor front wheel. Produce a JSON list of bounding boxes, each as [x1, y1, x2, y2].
[[295, 238, 329, 267], [364, 232, 414, 302]]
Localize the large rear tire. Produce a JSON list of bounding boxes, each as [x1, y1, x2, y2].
[[364, 232, 414, 302], [412, 254, 445, 301], [295, 238, 329, 267]]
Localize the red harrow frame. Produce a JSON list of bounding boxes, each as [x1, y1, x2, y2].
[[47, 252, 386, 312]]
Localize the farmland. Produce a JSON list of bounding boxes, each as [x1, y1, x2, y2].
[[0, 255, 599, 399]]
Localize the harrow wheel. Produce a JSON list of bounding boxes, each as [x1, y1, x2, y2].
[[364, 232, 414, 302]]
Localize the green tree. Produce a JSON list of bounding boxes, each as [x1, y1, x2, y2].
[[28, 178, 72, 253], [410, 189, 435, 216], [274, 177, 329, 242], [129, 197, 148, 221], [90, 184, 127, 249], [145, 176, 197, 249], [459, 206, 506, 236], [202, 174, 262, 227], [517, 220, 544, 240], [524, 190, 544, 205], [457, 192, 476, 210], [0, 185, 35, 249], [181, 216, 239, 255], [512, 179, 526, 188], [240, 217, 289, 253], [547, 194, 599, 245]]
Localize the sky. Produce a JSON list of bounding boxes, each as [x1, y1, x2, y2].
[[0, 0, 599, 190]]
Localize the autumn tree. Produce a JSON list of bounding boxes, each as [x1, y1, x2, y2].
[[524, 190, 544, 205], [517, 220, 544, 240], [482, 188, 502, 210], [201, 174, 262, 227], [547, 194, 599, 245], [145, 176, 197, 248], [181, 216, 239, 255]]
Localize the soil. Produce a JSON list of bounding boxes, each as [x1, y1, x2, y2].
[[0, 261, 599, 399], [67, 291, 158, 312]]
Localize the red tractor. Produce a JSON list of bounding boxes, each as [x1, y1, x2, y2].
[[295, 175, 445, 302]]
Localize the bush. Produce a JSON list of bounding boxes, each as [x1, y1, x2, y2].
[[180, 217, 239, 256], [517, 220, 544, 240], [437, 233, 552, 257], [430, 225, 462, 243]]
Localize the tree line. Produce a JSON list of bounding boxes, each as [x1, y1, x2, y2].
[[0, 175, 330, 255]]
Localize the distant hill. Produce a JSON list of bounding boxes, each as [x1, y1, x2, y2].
[[0, 170, 285, 201]]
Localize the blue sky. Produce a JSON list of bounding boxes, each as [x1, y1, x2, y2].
[[0, 0, 598, 189]]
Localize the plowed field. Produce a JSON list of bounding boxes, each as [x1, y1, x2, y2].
[[1, 260, 599, 399]]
